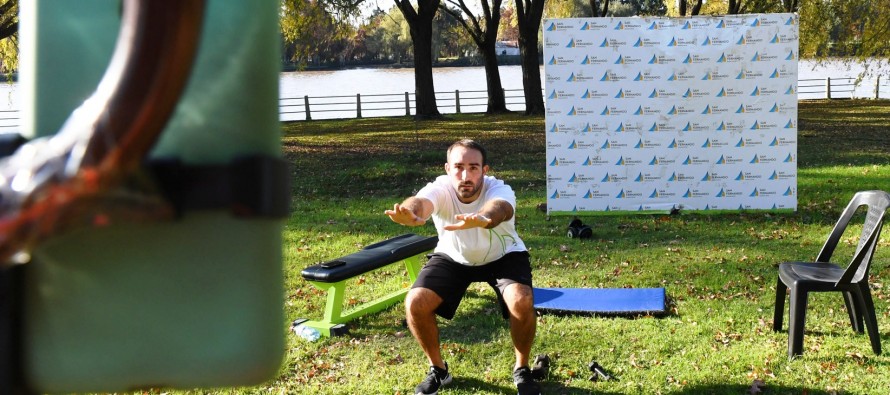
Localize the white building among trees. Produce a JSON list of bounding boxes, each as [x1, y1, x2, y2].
[[495, 41, 519, 56]]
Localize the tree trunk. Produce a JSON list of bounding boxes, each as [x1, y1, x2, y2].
[[728, 0, 740, 14], [691, 0, 702, 15], [679, 0, 686, 16], [589, 0, 609, 17], [411, 21, 441, 119], [395, 0, 441, 119], [518, 39, 543, 115], [442, 0, 507, 114], [515, 0, 545, 116], [480, 39, 508, 113], [0, 0, 17, 41]]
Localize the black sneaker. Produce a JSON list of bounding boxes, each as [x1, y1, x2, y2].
[[415, 362, 452, 395], [513, 366, 542, 395]]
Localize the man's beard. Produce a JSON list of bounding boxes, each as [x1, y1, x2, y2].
[[457, 182, 479, 200]]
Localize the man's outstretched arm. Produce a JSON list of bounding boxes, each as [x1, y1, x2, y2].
[[385, 196, 433, 227], [444, 199, 514, 231]]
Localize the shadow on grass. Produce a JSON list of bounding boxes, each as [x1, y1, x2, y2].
[[773, 328, 890, 348], [447, 376, 515, 394], [282, 100, 890, 202], [282, 113, 547, 199], [797, 100, 890, 168], [423, 378, 836, 395], [640, 384, 833, 395], [545, 379, 838, 394]]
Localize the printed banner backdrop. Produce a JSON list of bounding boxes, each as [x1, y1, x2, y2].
[[544, 14, 798, 215]]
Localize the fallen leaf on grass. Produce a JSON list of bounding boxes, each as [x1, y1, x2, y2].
[[845, 351, 866, 364], [387, 354, 404, 365], [748, 379, 765, 394]]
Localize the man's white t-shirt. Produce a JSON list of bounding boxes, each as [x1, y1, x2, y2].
[[417, 175, 527, 266]]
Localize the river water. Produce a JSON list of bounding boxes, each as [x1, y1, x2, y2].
[[0, 60, 886, 126], [280, 60, 885, 98]]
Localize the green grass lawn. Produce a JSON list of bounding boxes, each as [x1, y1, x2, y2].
[[262, 99, 890, 395]]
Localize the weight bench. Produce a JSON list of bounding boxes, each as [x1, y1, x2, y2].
[[297, 234, 437, 337]]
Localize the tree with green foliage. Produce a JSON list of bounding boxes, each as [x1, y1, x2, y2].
[[394, 0, 442, 119], [440, 0, 508, 113], [280, 0, 358, 69], [515, 0, 545, 115], [548, 0, 668, 18], [432, 6, 476, 62], [544, 0, 586, 18], [619, 0, 666, 16], [0, 0, 18, 74], [498, 5, 519, 42], [545, 0, 611, 17], [799, 0, 889, 74], [590, 0, 610, 17], [280, 0, 445, 117], [607, 2, 639, 16], [727, 0, 788, 14], [366, 8, 413, 64], [0, 0, 15, 40], [783, 0, 799, 12]]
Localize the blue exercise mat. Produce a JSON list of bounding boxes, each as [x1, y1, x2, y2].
[[533, 287, 667, 316]]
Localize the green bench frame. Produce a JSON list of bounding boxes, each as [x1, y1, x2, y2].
[[298, 234, 437, 337]]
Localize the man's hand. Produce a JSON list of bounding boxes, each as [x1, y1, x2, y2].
[[443, 213, 492, 231], [385, 203, 426, 227]]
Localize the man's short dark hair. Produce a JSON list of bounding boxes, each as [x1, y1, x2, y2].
[[447, 139, 487, 166]]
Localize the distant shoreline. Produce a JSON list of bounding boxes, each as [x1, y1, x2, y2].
[[282, 55, 534, 72]]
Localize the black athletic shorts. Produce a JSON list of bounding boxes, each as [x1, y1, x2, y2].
[[412, 251, 533, 320]]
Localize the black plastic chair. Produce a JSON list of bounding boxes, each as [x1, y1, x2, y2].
[[773, 190, 890, 358]]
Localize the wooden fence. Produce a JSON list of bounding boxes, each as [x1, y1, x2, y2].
[[279, 88, 531, 121]]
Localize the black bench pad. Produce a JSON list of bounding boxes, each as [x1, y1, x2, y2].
[[301, 234, 438, 283]]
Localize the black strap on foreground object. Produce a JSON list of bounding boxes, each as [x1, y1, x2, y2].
[[0, 133, 290, 219], [0, 134, 27, 158], [150, 155, 291, 218], [0, 265, 29, 395], [0, 136, 33, 394], [0, 135, 291, 219]]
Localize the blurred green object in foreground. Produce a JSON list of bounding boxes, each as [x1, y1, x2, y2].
[[19, 0, 285, 392]]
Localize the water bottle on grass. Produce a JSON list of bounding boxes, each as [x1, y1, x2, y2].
[[291, 320, 321, 341]]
